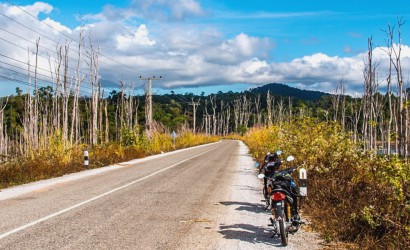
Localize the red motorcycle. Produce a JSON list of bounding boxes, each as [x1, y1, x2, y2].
[[258, 155, 305, 246]]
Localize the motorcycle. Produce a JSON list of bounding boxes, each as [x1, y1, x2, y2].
[[257, 155, 305, 246], [255, 150, 283, 208]]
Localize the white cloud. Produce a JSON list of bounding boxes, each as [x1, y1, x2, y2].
[[116, 24, 156, 50], [6, 2, 52, 16], [119, 0, 208, 22], [43, 17, 71, 34], [203, 33, 274, 64], [2, 2, 410, 97], [171, 0, 205, 19], [222, 33, 266, 56]]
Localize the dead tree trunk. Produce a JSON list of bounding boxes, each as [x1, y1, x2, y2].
[[62, 43, 71, 146], [0, 97, 9, 161], [266, 91, 272, 126], [70, 29, 85, 145], [87, 34, 100, 145]]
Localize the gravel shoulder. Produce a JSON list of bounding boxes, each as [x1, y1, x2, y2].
[[175, 141, 325, 249]]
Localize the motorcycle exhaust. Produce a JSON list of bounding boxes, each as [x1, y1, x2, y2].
[[292, 220, 300, 227]]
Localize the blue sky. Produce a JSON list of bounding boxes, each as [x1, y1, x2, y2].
[[1, 0, 410, 96]]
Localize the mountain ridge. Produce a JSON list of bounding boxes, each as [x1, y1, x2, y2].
[[249, 83, 329, 101]]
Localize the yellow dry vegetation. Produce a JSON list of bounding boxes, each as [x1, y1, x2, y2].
[[242, 118, 409, 249], [0, 131, 218, 189]]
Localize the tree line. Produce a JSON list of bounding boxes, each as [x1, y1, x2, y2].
[[0, 19, 408, 161]]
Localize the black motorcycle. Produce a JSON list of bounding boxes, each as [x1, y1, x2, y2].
[[258, 156, 304, 246], [256, 150, 283, 207]]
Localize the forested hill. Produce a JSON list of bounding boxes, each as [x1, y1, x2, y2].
[[250, 83, 329, 101], [146, 82, 337, 130]]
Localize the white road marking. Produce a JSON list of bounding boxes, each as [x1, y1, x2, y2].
[[0, 146, 218, 240]]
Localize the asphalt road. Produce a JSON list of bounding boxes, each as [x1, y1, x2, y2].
[[0, 140, 323, 249]]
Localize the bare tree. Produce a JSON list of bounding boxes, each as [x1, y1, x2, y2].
[[86, 33, 101, 145], [104, 99, 109, 144], [288, 97, 293, 121], [61, 42, 71, 145], [266, 91, 273, 126], [233, 99, 240, 132], [203, 99, 210, 135], [351, 95, 362, 142], [0, 97, 9, 161], [254, 94, 262, 126], [190, 98, 200, 133], [362, 37, 378, 152], [278, 98, 285, 126], [119, 81, 125, 143], [332, 77, 344, 122], [70, 29, 85, 145], [32, 38, 40, 150], [210, 95, 217, 135], [391, 18, 406, 157], [134, 96, 140, 132]]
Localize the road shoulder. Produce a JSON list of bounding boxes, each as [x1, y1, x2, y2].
[[176, 140, 325, 249]]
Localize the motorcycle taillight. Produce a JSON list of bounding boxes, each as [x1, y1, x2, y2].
[[272, 192, 286, 201]]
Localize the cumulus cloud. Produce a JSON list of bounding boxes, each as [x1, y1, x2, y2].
[[6, 2, 52, 16], [116, 24, 156, 50], [271, 53, 364, 93], [43, 17, 71, 34], [0, 2, 73, 86], [2, 2, 410, 96], [205, 33, 273, 63]]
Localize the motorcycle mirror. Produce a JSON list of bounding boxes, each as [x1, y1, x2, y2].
[[276, 150, 282, 155], [257, 173, 265, 179], [254, 162, 260, 168], [287, 155, 295, 162]]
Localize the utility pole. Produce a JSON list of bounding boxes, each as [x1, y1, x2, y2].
[[140, 76, 162, 133], [189, 98, 200, 133]]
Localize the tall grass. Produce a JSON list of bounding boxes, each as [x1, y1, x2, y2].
[[243, 118, 409, 249], [0, 131, 218, 189]]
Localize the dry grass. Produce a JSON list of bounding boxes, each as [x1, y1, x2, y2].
[[0, 132, 218, 189], [242, 118, 410, 249]]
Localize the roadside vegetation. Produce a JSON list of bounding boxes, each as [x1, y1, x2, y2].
[[242, 119, 409, 249], [0, 131, 218, 189]]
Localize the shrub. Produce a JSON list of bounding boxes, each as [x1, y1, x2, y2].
[[243, 118, 409, 249]]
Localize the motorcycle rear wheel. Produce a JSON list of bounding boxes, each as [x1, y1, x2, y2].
[[279, 220, 288, 246]]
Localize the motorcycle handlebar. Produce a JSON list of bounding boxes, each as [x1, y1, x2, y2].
[[282, 166, 298, 173]]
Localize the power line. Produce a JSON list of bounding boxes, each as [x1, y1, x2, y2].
[[0, 74, 97, 97], [0, 51, 123, 93], [0, 66, 102, 97], [3, 0, 149, 77], [0, 2, 160, 98], [0, 35, 121, 89], [0, 54, 95, 91], [0, 12, 124, 89], [0, 60, 96, 94]]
